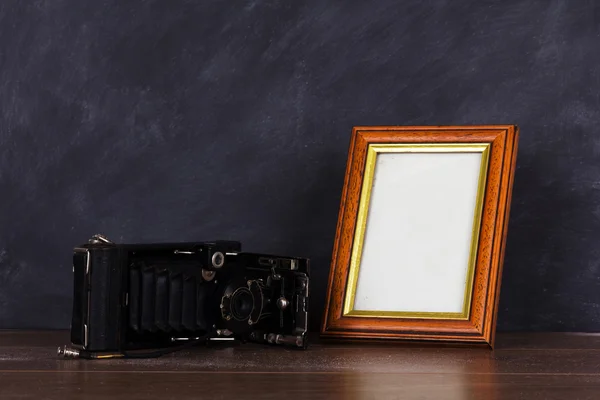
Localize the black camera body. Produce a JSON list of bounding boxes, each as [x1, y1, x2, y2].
[[69, 235, 309, 354]]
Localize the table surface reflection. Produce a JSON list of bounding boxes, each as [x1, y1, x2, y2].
[[1, 331, 599, 399]]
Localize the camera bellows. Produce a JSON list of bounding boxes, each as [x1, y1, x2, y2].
[[128, 263, 212, 333]]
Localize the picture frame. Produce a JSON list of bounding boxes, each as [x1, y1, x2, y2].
[[321, 126, 519, 347]]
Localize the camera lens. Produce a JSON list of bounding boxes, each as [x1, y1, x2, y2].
[[230, 288, 254, 321]]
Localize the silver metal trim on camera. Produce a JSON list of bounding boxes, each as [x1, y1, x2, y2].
[[73, 248, 91, 350], [267, 333, 304, 348], [58, 346, 81, 359], [202, 269, 216, 282], [174, 250, 194, 255], [277, 297, 289, 310], [211, 252, 225, 268], [88, 234, 114, 245]]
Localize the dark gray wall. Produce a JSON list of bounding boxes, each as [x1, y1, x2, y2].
[[1, 0, 599, 331]]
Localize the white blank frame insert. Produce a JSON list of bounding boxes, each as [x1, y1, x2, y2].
[[343, 144, 490, 320]]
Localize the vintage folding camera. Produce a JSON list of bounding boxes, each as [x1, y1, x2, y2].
[[59, 234, 309, 358]]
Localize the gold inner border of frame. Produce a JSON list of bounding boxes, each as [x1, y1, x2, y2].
[[342, 143, 491, 320]]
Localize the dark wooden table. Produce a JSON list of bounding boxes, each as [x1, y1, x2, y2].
[[1, 331, 599, 399]]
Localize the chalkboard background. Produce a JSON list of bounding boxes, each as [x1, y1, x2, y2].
[[1, 0, 599, 331]]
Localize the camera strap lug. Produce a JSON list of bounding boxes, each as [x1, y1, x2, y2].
[[88, 234, 114, 245]]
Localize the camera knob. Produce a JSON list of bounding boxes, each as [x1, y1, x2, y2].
[[276, 297, 289, 310]]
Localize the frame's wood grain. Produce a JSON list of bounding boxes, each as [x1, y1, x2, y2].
[[321, 125, 519, 347]]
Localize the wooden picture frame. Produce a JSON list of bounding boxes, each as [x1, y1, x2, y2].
[[321, 126, 519, 347]]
